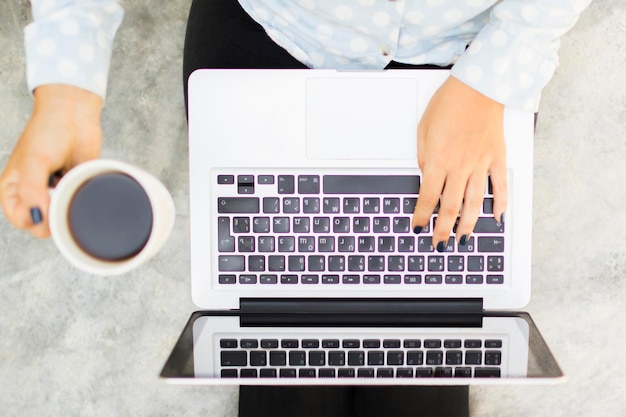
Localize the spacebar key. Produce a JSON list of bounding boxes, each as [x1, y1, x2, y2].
[[218, 197, 260, 213]]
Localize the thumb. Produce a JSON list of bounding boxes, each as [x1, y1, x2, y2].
[[16, 154, 56, 238]]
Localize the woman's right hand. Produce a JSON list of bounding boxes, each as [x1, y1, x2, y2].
[[0, 84, 103, 238]]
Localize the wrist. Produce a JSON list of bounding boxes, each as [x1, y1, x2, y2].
[[33, 84, 103, 124]]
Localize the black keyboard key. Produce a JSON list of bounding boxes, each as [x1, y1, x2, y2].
[[260, 274, 278, 284], [342, 275, 360, 284], [329, 351, 346, 366], [253, 217, 270, 233], [408, 256, 425, 271], [426, 351, 443, 366], [425, 275, 443, 284], [277, 236, 294, 252], [323, 197, 341, 214], [485, 340, 503, 348], [384, 275, 402, 284], [467, 256, 484, 271], [260, 369, 277, 378], [383, 198, 400, 214], [218, 275, 236, 284], [299, 368, 317, 378], [319, 369, 336, 378], [424, 340, 442, 348], [466, 275, 484, 284], [428, 256, 444, 272], [250, 351, 267, 367], [240, 369, 258, 378], [434, 367, 453, 377], [348, 351, 365, 366], [368, 256, 384, 272], [221, 351, 247, 367], [338, 368, 356, 378], [232, 217, 250, 233], [268, 256, 285, 272], [217, 217, 235, 252], [445, 351, 463, 365], [357, 237, 375, 252], [363, 275, 381, 284], [240, 339, 258, 349], [465, 351, 482, 365], [217, 175, 235, 184], [313, 217, 331, 234], [257, 236, 275, 253], [302, 339, 320, 349], [416, 368, 433, 378], [445, 275, 463, 284], [417, 237, 434, 252], [393, 217, 410, 233], [403, 198, 417, 214], [221, 369, 238, 378], [444, 340, 462, 349], [404, 340, 421, 349], [322, 339, 340, 348], [487, 256, 504, 272], [220, 339, 238, 348], [407, 351, 424, 365], [327, 256, 345, 271], [474, 217, 504, 233], [487, 275, 504, 284], [288, 256, 305, 272], [363, 197, 380, 213], [261, 339, 279, 348], [358, 368, 375, 378], [289, 351, 306, 366], [474, 367, 501, 378], [383, 339, 401, 348], [353, 217, 370, 233], [378, 236, 395, 252], [218, 197, 260, 214], [309, 351, 326, 366], [263, 197, 280, 214], [283, 197, 300, 214], [483, 198, 494, 214], [258, 175, 274, 185], [455, 368, 472, 378], [348, 256, 365, 272], [248, 255, 265, 272], [322, 274, 340, 284], [323, 175, 420, 195], [278, 175, 295, 194], [343, 340, 360, 348], [279, 369, 296, 378], [397, 368, 414, 378], [485, 351, 502, 366], [270, 351, 287, 366], [478, 237, 505, 252], [218, 255, 245, 272], [318, 236, 335, 252], [333, 217, 351, 233], [343, 197, 360, 213], [373, 217, 390, 233], [363, 339, 381, 348], [376, 368, 394, 378], [338, 237, 355, 252], [282, 340, 299, 348], [298, 175, 320, 194], [368, 351, 385, 366], [303, 197, 320, 213], [294, 217, 310, 234], [398, 236, 415, 252], [465, 339, 482, 349], [387, 351, 404, 366], [281, 274, 298, 284]]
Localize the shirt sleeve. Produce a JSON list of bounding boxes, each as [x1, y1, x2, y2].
[[450, 0, 592, 112], [24, 0, 124, 100]]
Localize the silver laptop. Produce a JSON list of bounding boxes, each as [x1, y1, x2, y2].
[[160, 69, 563, 384]]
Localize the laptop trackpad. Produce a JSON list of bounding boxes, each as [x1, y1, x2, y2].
[[306, 77, 418, 160]]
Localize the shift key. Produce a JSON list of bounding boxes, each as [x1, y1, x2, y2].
[[219, 255, 245, 271], [218, 197, 260, 213]]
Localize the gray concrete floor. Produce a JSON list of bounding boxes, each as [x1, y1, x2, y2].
[[1, 1, 625, 416]]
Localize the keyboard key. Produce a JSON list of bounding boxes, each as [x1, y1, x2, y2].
[[220, 339, 238, 348], [357, 237, 375, 252], [260, 369, 277, 378], [342, 275, 360, 284], [279, 369, 296, 378], [238, 236, 255, 252], [383, 339, 401, 348], [298, 175, 320, 194], [474, 217, 504, 233], [293, 217, 310, 233], [253, 217, 270, 233], [303, 197, 320, 213], [283, 197, 300, 214], [358, 368, 375, 378], [309, 351, 325, 366], [322, 339, 340, 348], [478, 237, 505, 252], [301, 275, 319, 284], [445, 275, 463, 284], [257, 236, 275, 253], [250, 351, 267, 366], [217, 217, 235, 252], [353, 217, 370, 233], [376, 368, 394, 378], [368, 351, 384, 366], [485, 340, 503, 348], [418, 237, 434, 252], [299, 369, 316, 378], [218, 275, 236, 284], [297, 237, 315, 252], [368, 256, 384, 272], [373, 217, 390, 233], [378, 237, 395, 252], [268, 256, 285, 271], [327, 256, 345, 271], [282, 339, 299, 348], [434, 367, 453, 377], [445, 351, 463, 365], [363, 275, 381, 284], [487, 275, 504, 284], [404, 340, 421, 349], [455, 368, 472, 378], [363, 198, 380, 213], [428, 256, 444, 272], [474, 367, 501, 378], [221, 351, 247, 367], [239, 274, 257, 284], [465, 340, 482, 349], [289, 351, 306, 366], [485, 351, 502, 366], [383, 198, 400, 214], [393, 217, 410, 233], [416, 368, 433, 378], [343, 340, 360, 348], [323, 197, 340, 213], [348, 351, 365, 366], [487, 256, 504, 272], [398, 236, 415, 252], [232, 217, 250, 233], [248, 255, 265, 272], [261, 339, 278, 348], [322, 274, 340, 284], [313, 217, 331, 233], [260, 274, 278, 284], [329, 351, 345, 366], [218, 256, 245, 272], [387, 351, 404, 366], [270, 351, 287, 366], [426, 351, 443, 366], [277, 236, 295, 252], [258, 175, 274, 185], [466, 275, 484, 284], [403, 198, 417, 214], [425, 275, 443, 284], [408, 256, 425, 272], [281, 275, 298, 284], [448, 256, 464, 271], [217, 175, 234, 184], [363, 339, 381, 348], [263, 197, 280, 213], [424, 340, 442, 348], [221, 369, 238, 378], [302, 339, 320, 348], [319, 369, 336, 378], [240, 369, 258, 378], [465, 351, 482, 365], [278, 175, 295, 194], [218, 197, 259, 214], [348, 256, 365, 272], [343, 198, 360, 213], [397, 368, 414, 378], [407, 351, 424, 365], [458, 236, 476, 253], [338, 368, 356, 378], [333, 217, 351, 233], [318, 237, 335, 252], [444, 340, 462, 348], [483, 198, 494, 214], [273, 218, 290, 233], [338, 237, 355, 252]]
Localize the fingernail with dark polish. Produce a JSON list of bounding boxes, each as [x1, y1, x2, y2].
[[500, 213, 505, 224], [460, 234, 470, 246], [413, 226, 423, 234], [30, 207, 43, 225], [436, 241, 446, 253]]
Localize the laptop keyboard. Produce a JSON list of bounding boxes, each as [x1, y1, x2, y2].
[[215, 171, 506, 288], [218, 335, 503, 379]]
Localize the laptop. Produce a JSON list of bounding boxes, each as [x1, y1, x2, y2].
[[160, 69, 563, 384]]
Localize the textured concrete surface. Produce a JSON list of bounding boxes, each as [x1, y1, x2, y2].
[[1, 1, 625, 416]]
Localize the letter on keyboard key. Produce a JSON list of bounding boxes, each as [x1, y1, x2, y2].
[[218, 197, 259, 213]]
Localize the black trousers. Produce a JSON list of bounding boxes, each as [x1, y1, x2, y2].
[[183, 2, 469, 416]]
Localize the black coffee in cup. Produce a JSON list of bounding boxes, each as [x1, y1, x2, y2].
[[68, 172, 153, 261]]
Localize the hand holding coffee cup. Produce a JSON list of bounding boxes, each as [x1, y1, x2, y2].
[[49, 159, 175, 275]]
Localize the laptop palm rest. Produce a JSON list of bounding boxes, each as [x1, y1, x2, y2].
[[306, 77, 418, 161]]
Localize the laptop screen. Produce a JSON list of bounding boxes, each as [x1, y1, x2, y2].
[[160, 311, 563, 385]]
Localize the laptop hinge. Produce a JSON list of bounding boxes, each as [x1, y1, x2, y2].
[[239, 298, 483, 327]]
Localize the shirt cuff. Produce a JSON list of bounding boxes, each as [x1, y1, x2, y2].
[[451, 22, 558, 112], [24, 3, 123, 100]]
